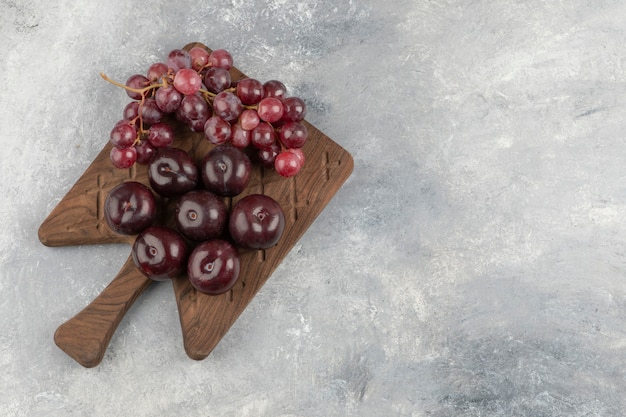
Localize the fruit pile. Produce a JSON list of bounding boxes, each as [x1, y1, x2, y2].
[[102, 45, 305, 294], [104, 46, 307, 177]]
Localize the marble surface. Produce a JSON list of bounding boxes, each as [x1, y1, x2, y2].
[[2, 1, 626, 415]]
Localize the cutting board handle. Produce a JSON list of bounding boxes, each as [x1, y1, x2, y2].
[[54, 254, 152, 367]]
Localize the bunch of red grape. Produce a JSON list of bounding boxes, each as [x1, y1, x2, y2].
[[105, 46, 308, 177], [104, 143, 286, 295]]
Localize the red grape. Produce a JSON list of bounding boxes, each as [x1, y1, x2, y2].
[[155, 85, 183, 113], [189, 46, 210, 71], [123, 101, 140, 122], [274, 150, 302, 177], [147, 62, 169, 82], [281, 97, 306, 122], [147, 123, 174, 148], [203, 67, 231, 93], [288, 147, 305, 165], [251, 122, 276, 149], [236, 78, 264, 105], [230, 124, 251, 148], [139, 98, 164, 125], [177, 94, 211, 132], [135, 140, 156, 164], [257, 143, 280, 167], [239, 109, 260, 131], [110, 146, 137, 169], [204, 116, 232, 145], [257, 97, 284, 123], [125, 74, 150, 100], [110, 123, 137, 148], [263, 80, 287, 99], [167, 49, 192, 71], [212, 91, 243, 122], [208, 49, 233, 70], [278, 121, 308, 148], [177, 93, 210, 121], [187, 118, 207, 133], [173, 68, 203, 95]]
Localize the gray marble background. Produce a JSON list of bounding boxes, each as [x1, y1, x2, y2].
[[2, 0, 626, 415]]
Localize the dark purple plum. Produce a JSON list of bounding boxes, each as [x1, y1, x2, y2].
[[187, 240, 240, 295], [176, 190, 228, 241], [200, 145, 251, 197], [104, 181, 157, 235], [148, 147, 199, 198], [132, 226, 188, 281], [229, 194, 285, 249]]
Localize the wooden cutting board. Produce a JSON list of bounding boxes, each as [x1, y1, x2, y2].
[[39, 42, 354, 367]]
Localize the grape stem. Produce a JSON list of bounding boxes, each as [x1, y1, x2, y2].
[[100, 72, 160, 143], [100, 73, 164, 95], [198, 88, 216, 103], [198, 86, 258, 109]]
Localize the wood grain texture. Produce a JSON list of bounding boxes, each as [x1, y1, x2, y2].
[[39, 42, 353, 366], [53, 255, 152, 367], [37, 143, 138, 247]]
